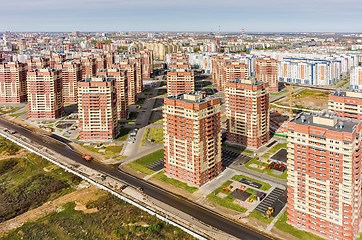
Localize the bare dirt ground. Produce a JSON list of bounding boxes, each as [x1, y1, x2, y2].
[[0, 185, 105, 236], [279, 90, 329, 110], [0, 149, 27, 160]]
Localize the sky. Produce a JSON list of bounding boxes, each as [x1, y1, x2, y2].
[[0, 0, 362, 32]]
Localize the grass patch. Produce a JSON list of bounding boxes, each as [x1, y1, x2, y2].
[[231, 175, 271, 191], [261, 153, 270, 159], [152, 171, 198, 193], [268, 143, 287, 154], [9, 110, 27, 117], [81, 144, 123, 158], [245, 157, 288, 180], [135, 98, 145, 105], [294, 89, 328, 99], [128, 149, 164, 175], [249, 210, 274, 224], [275, 211, 325, 240], [221, 115, 227, 119], [148, 128, 164, 143], [128, 112, 139, 121], [2, 194, 195, 240], [0, 136, 22, 155], [115, 128, 131, 141], [0, 152, 81, 223], [206, 180, 247, 213]]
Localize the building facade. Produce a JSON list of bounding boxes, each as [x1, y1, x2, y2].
[[166, 69, 195, 96], [225, 78, 269, 149], [163, 92, 222, 187], [25, 57, 50, 71], [0, 62, 27, 103], [256, 58, 278, 92], [97, 68, 128, 120], [350, 66, 362, 90], [27, 68, 64, 119], [78, 76, 118, 142], [55, 61, 81, 103], [287, 112, 362, 240], [329, 91, 362, 121]]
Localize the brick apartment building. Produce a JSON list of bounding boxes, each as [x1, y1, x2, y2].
[[74, 57, 96, 79], [256, 58, 278, 92], [26, 57, 50, 71], [287, 112, 362, 240], [27, 68, 64, 119], [163, 92, 222, 187], [78, 76, 118, 142], [225, 78, 269, 149], [93, 53, 106, 73], [97, 68, 128, 120], [46, 54, 66, 68], [55, 61, 81, 103], [112, 62, 137, 104], [329, 91, 362, 121], [135, 50, 153, 78], [0, 62, 27, 103], [128, 57, 143, 93], [167, 69, 195, 96]]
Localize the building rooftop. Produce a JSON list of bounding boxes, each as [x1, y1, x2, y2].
[[228, 78, 266, 86], [166, 91, 219, 104], [330, 90, 362, 99], [80, 75, 114, 82], [290, 112, 360, 134]]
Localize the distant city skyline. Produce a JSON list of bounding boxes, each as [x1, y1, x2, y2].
[[1, 0, 362, 32]]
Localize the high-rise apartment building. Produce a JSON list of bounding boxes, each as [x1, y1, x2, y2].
[[128, 57, 143, 93], [0, 62, 27, 103], [167, 69, 194, 96], [27, 68, 64, 119], [26, 57, 50, 71], [287, 112, 362, 240], [78, 76, 118, 142], [256, 58, 278, 92], [163, 92, 222, 187], [225, 78, 269, 149], [55, 61, 81, 103], [46, 54, 66, 68], [350, 66, 362, 90], [135, 50, 153, 78], [93, 53, 106, 73], [97, 68, 128, 120], [74, 57, 96, 79], [105, 51, 115, 69], [112, 62, 137, 104], [329, 91, 362, 121]]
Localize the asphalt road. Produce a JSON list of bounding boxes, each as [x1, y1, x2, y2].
[[0, 117, 272, 240]]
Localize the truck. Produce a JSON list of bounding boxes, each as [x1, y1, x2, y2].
[[82, 154, 93, 161], [265, 207, 274, 218]]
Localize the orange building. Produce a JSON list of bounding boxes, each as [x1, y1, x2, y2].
[[0, 62, 27, 103], [97, 68, 128, 120], [163, 92, 222, 187], [167, 69, 194, 96], [225, 78, 269, 149], [55, 61, 81, 103], [287, 112, 362, 240], [27, 69, 64, 119], [256, 58, 278, 92]]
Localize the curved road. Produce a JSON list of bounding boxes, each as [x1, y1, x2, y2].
[[0, 117, 272, 240]]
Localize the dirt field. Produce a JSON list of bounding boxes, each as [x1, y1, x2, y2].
[[279, 89, 329, 110]]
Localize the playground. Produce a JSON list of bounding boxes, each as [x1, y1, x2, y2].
[[218, 182, 266, 206]]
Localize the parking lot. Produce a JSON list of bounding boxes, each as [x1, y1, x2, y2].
[[221, 149, 241, 170], [254, 187, 287, 217]]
